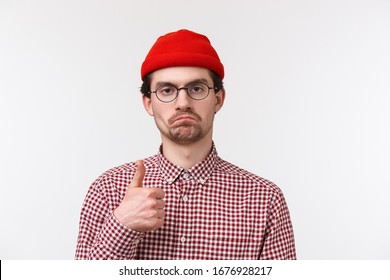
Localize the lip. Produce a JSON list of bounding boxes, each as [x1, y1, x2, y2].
[[175, 116, 195, 121], [173, 115, 196, 122]]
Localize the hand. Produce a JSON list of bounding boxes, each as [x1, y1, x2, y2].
[[114, 160, 165, 232]]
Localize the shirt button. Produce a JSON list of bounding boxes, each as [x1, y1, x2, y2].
[[198, 178, 206, 184], [182, 195, 189, 202], [183, 172, 190, 179], [134, 239, 140, 245], [180, 236, 186, 243]]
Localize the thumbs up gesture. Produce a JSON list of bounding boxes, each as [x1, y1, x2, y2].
[[114, 160, 165, 232]]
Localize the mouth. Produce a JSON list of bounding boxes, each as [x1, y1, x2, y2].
[[172, 117, 196, 126], [169, 113, 199, 125], [175, 116, 195, 122]]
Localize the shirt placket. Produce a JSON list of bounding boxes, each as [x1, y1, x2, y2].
[[176, 170, 197, 259]]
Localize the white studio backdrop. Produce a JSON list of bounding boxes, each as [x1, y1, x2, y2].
[[0, 0, 389, 260]]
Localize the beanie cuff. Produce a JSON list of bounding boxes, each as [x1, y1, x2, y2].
[[142, 53, 224, 80]]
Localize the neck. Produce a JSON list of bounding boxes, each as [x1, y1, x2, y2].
[[161, 135, 213, 170]]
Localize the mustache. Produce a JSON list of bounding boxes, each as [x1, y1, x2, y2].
[[168, 110, 201, 125]]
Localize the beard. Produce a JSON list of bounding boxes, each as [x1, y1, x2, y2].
[[168, 123, 204, 144], [156, 110, 213, 145]]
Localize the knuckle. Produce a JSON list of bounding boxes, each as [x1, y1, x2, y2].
[[145, 188, 156, 197], [145, 199, 157, 208], [147, 209, 158, 218], [158, 201, 165, 209]]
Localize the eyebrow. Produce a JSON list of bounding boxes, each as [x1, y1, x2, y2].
[[155, 78, 211, 88]]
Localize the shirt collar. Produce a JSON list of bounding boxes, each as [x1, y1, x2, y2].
[[158, 143, 218, 185]]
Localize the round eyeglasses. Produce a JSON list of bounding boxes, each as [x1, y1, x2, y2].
[[149, 82, 218, 103]]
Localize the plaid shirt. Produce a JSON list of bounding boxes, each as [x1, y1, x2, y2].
[[75, 145, 296, 259]]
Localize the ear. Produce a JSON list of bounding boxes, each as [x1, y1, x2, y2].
[[214, 88, 226, 113], [142, 95, 154, 116]]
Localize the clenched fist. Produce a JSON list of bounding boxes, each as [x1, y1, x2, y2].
[[114, 160, 165, 232]]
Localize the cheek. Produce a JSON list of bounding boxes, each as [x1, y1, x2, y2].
[[150, 98, 163, 117], [205, 103, 218, 117], [151, 104, 169, 120]]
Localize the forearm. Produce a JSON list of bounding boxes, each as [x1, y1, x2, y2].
[[75, 212, 145, 260], [75, 176, 144, 260]]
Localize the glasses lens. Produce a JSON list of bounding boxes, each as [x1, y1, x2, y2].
[[157, 85, 177, 102], [188, 83, 209, 100]]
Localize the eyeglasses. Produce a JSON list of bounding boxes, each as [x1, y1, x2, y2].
[[149, 82, 218, 103]]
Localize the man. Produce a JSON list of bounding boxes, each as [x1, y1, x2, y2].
[[75, 29, 296, 260]]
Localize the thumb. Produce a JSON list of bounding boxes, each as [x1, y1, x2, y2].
[[129, 160, 145, 188]]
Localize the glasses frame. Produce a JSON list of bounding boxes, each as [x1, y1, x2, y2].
[[148, 82, 218, 103]]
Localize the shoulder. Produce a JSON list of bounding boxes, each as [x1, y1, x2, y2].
[[91, 154, 159, 191], [215, 156, 283, 196]]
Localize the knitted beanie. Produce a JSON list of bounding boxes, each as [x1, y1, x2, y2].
[[141, 29, 224, 80]]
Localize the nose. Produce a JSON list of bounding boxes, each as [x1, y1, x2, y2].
[[174, 88, 192, 110]]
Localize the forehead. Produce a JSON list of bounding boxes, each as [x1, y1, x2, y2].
[[150, 67, 213, 86]]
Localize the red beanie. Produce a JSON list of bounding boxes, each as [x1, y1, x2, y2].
[[141, 29, 224, 80]]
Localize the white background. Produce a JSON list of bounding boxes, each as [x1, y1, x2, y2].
[[0, 0, 389, 260]]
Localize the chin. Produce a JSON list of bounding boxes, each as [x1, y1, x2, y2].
[[169, 130, 204, 144]]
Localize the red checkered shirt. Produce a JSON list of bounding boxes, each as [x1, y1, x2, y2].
[[75, 145, 296, 259]]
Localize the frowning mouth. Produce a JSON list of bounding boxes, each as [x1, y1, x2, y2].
[[175, 116, 195, 122], [169, 112, 200, 125]]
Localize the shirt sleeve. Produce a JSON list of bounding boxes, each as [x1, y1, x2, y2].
[[75, 176, 145, 260], [259, 189, 296, 260]]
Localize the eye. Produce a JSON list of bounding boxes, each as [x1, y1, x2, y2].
[[189, 83, 207, 94], [157, 86, 176, 96]]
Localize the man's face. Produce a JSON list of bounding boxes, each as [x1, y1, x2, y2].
[[143, 67, 225, 145]]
